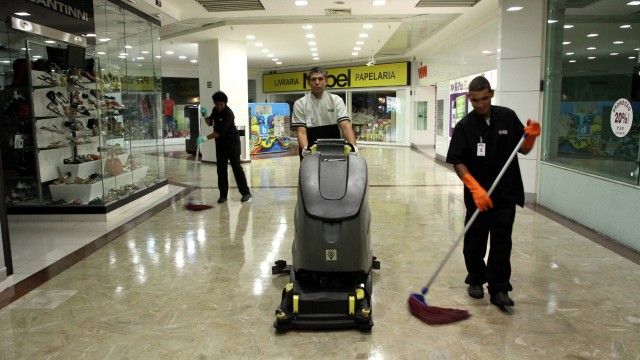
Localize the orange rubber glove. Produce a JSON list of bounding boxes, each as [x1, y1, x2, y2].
[[462, 173, 493, 211], [522, 119, 541, 152]]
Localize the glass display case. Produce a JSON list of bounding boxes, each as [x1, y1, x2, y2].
[[1, 1, 166, 212]]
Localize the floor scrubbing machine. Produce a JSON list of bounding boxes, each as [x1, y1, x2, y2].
[[272, 139, 380, 332]]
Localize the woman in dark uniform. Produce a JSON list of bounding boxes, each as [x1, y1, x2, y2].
[[197, 91, 252, 203]]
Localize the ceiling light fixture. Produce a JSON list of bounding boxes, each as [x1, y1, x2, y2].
[[178, 55, 187, 59], [313, 57, 320, 60], [254, 42, 263, 47], [363, 24, 373, 29], [587, 33, 598, 37], [303, 24, 313, 30], [359, 33, 368, 38], [14, 12, 31, 16], [372, 0, 385, 5], [626, 1, 640, 5], [613, 41, 624, 44], [308, 41, 316, 46], [564, 25, 574, 28], [563, 41, 571, 45], [620, 25, 631, 28], [295, 0, 308, 5], [306, 34, 315, 38], [246, 35, 255, 40], [165, 51, 174, 55], [507, 6, 523, 11]]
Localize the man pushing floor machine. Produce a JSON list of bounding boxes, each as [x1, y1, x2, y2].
[[272, 139, 380, 331]]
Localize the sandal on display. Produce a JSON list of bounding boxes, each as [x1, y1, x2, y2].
[[38, 74, 58, 86], [46, 103, 64, 116], [46, 90, 58, 105]]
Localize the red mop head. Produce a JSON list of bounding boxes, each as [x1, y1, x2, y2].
[[408, 293, 470, 325], [184, 203, 213, 211]]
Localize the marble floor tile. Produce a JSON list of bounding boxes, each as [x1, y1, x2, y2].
[[1, 146, 638, 359]]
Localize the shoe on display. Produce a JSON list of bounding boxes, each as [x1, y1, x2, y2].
[[467, 284, 484, 299], [46, 90, 58, 105], [490, 292, 515, 307], [217, 197, 227, 204], [56, 91, 69, 103], [241, 194, 252, 202]]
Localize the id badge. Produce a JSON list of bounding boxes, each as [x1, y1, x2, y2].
[[477, 142, 486, 156], [305, 115, 312, 127]]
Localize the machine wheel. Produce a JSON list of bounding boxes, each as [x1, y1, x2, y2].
[[365, 271, 373, 296]]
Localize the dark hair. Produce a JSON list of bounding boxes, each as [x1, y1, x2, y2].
[[307, 66, 327, 78], [212, 91, 228, 103], [468, 76, 492, 92]]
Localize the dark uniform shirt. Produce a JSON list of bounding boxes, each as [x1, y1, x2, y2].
[[211, 106, 240, 144], [446, 105, 525, 209]]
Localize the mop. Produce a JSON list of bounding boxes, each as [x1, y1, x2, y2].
[[408, 134, 527, 325], [185, 106, 213, 211]]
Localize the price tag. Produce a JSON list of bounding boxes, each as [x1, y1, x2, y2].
[[610, 98, 633, 138]]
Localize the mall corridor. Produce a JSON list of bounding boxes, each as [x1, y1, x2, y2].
[[0, 146, 638, 359]]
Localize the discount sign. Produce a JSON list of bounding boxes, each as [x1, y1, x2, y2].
[[610, 98, 633, 138]]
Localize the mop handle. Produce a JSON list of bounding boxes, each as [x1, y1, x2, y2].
[[423, 135, 527, 292]]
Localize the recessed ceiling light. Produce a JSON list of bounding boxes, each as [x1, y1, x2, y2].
[[564, 25, 574, 29], [272, 58, 278, 61], [363, 24, 373, 29], [276, 61, 282, 65], [507, 6, 522, 11], [261, 49, 269, 53], [310, 48, 317, 51], [306, 34, 315, 38], [308, 41, 316, 46], [295, 0, 308, 5], [86, 34, 96, 37], [356, 41, 364, 45], [563, 42, 571, 45], [246, 35, 255, 40], [587, 47, 596, 50], [359, 33, 368, 38], [311, 53, 318, 56], [588, 56, 596, 59], [165, 51, 174, 55], [97, 51, 106, 55], [569, 60, 576, 63], [587, 33, 598, 37], [119, 53, 128, 56], [267, 54, 274, 57], [155, 55, 161, 58], [548, 19, 558, 23], [302, 24, 313, 30], [125, 45, 133, 49], [482, 50, 493, 54], [629, 56, 636, 59], [1, 60, 10, 63], [372, 0, 385, 5], [613, 41, 624, 44], [141, 51, 150, 54], [627, 1, 640, 5], [44, 40, 56, 44], [118, 55, 126, 59], [352, 52, 359, 56], [354, 47, 361, 51], [565, 52, 574, 55], [620, 25, 632, 28], [14, 12, 30, 16], [313, 57, 320, 60], [610, 53, 619, 56], [635, 48, 640, 51], [99, 38, 111, 42], [254, 42, 263, 47], [136, 57, 144, 60], [178, 55, 187, 59], [190, 59, 198, 63]]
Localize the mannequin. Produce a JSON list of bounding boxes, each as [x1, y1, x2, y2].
[[162, 93, 176, 137]]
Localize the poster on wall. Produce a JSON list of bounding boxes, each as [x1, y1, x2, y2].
[[559, 101, 639, 159], [448, 70, 497, 137], [248, 103, 291, 154]]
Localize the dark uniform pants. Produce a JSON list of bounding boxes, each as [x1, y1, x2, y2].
[[216, 140, 250, 198], [463, 205, 516, 295]]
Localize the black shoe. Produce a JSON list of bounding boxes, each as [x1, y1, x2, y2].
[[490, 292, 515, 307], [217, 197, 227, 203], [467, 284, 484, 299], [241, 194, 252, 202]]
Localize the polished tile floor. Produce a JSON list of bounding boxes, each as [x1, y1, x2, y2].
[[1, 146, 639, 359]]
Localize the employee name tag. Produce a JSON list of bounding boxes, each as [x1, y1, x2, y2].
[[477, 142, 486, 156], [305, 115, 312, 127]]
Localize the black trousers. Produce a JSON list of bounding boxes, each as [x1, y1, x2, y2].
[[463, 204, 516, 295], [215, 140, 250, 199]]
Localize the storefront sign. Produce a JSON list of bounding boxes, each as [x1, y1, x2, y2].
[[263, 62, 410, 93], [28, 0, 89, 21], [417, 65, 428, 79], [610, 98, 633, 138]]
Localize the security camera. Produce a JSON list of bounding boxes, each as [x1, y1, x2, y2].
[[366, 55, 375, 66]]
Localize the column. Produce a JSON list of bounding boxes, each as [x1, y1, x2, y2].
[[496, 0, 545, 201], [198, 39, 250, 162]]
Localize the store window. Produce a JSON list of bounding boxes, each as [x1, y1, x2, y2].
[[542, 0, 640, 185], [351, 90, 398, 142]]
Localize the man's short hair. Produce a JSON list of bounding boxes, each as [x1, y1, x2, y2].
[[468, 76, 492, 92], [212, 91, 228, 103], [307, 66, 327, 79]]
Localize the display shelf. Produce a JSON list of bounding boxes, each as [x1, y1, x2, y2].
[[49, 165, 149, 203]]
